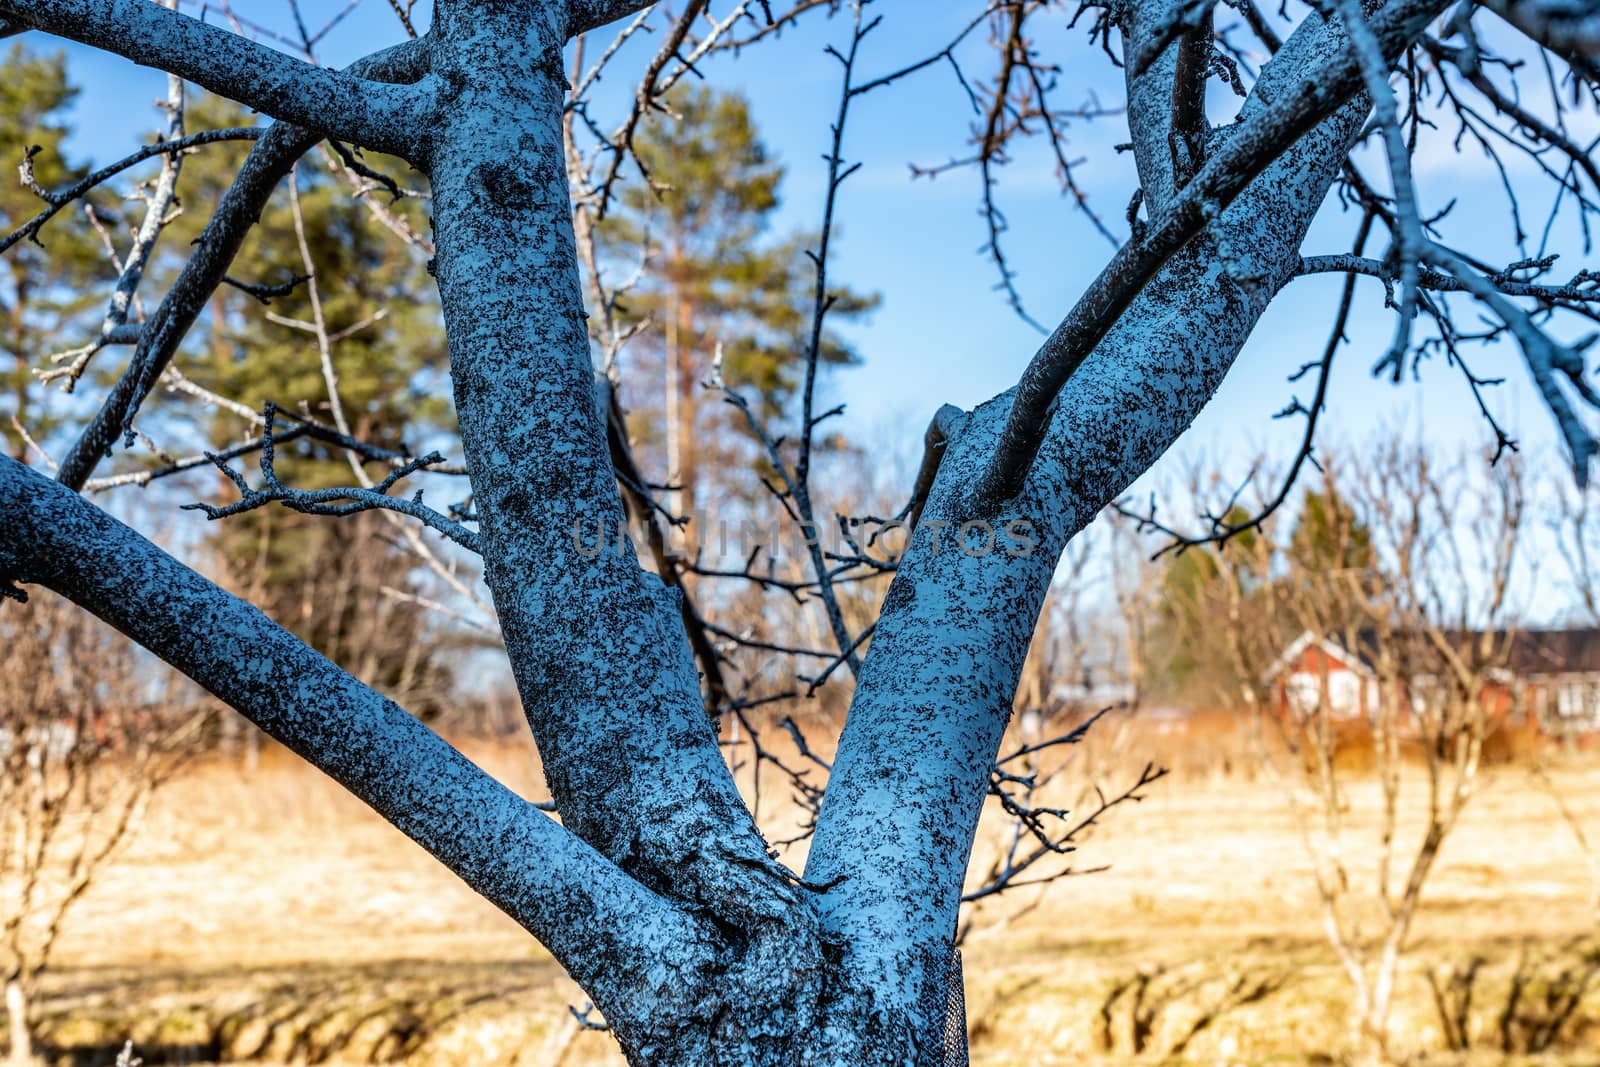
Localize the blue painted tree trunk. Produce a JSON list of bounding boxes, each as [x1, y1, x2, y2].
[[0, 0, 1459, 1062]]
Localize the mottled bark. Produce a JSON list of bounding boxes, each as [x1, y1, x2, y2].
[[0, 1, 1459, 1064], [0, 0, 435, 155], [0, 456, 713, 1021], [418, 4, 835, 1061]]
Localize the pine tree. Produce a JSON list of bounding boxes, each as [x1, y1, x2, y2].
[[1152, 511, 1258, 695], [599, 86, 876, 515], [1288, 486, 1375, 574], [0, 44, 110, 457], [156, 94, 458, 715]]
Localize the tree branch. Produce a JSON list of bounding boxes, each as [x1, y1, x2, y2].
[[1423, 243, 1600, 481], [0, 0, 438, 158], [53, 37, 431, 492], [1298, 252, 1600, 303], [1169, 4, 1215, 189], [806, 0, 1410, 1029], [0, 453, 714, 1027], [422, 8, 824, 1013], [599, 379, 730, 713], [971, 0, 1450, 506], [903, 404, 967, 531], [568, 0, 660, 38], [2, 128, 263, 255], [183, 406, 479, 552], [1474, 0, 1600, 79], [788, 4, 872, 682]]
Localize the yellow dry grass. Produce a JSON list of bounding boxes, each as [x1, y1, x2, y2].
[[19, 733, 1600, 1066]]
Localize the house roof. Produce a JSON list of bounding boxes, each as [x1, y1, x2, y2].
[[1269, 627, 1600, 680], [1264, 631, 1375, 681], [1499, 629, 1600, 676]]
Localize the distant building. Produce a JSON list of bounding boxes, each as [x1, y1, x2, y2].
[[1264, 628, 1600, 737]]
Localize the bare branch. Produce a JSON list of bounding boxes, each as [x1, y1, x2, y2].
[[181, 406, 479, 552], [1299, 252, 1600, 303], [1423, 243, 1600, 482], [0, 452, 714, 1018], [52, 37, 432, 492], [902, 404, 967, 530], [1, 127, 262, 255], [972, 0, 1450, 506], [1332, 0, 1424, 383], [1475, 0, 1600, 79], [37, 59, 188, 393], [568, 0, 660, 38], [0, 0, 438, 157]]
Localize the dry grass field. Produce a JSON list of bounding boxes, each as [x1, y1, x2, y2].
[[17, 726, 1600, 1067]]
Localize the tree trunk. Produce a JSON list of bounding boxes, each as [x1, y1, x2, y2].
[[665, 284, 683, 515], [675, 295, 696, 513], [4, 978, 30, 1067], [421, 4, 880, 1062], [0, 0, 1454, 1063]]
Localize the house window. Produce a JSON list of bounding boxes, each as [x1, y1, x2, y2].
[[1286, 674, 1319, 716], [1556, 678, 1600, 728], [1286, 671, 1361, 718], [1328, 672, 1361, 718]]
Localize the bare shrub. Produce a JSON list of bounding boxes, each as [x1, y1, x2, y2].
[[0, 591, 202, 1066], [1428, 938, 1600, 1055]]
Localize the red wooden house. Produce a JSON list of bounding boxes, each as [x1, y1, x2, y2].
[[1264, 627, 1600, 738]]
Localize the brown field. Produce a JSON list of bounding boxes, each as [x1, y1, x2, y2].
[[16, 725, 1600, 1067]]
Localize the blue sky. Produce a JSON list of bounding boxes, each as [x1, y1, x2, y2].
[[27, 0, 1599, 617]]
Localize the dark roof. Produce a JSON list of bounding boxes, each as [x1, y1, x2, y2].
[[1302, 627, 1600, 678], [1498, 629, 1600, 676]]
